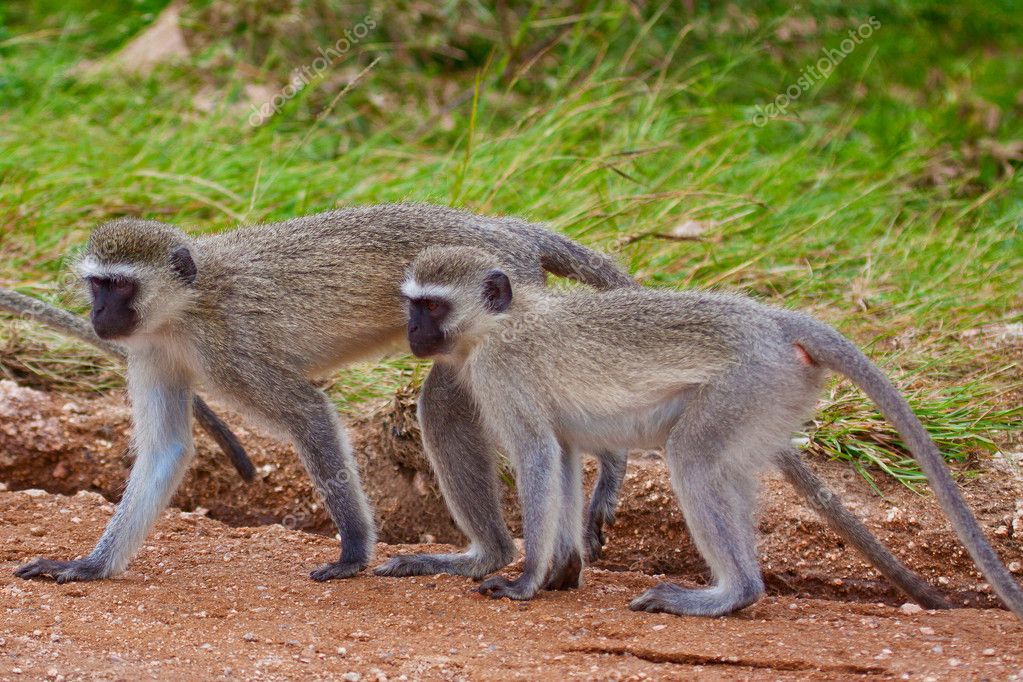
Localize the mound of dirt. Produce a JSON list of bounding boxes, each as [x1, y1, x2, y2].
[[2, 488, 1021, 680], [1, 379, 1022, 611]]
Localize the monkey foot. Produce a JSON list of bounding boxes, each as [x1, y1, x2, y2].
[[374, 551, 510, 580], [584, 521, 607, 563], [543, 550, 582, 590], [478, 574, 540, 601], [629, 581, 761, 617], [14, 557, 108, 584], [310, 560, 366, 581]]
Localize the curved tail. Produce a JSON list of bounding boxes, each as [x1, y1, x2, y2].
[[784, 312, 1023, 618], [522, 225, 637, 290], [0, 288, 255, 483], [778, 449, 951, 609]]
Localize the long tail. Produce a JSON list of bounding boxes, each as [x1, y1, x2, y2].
[[778, 449, 951, 608], [522, 225, 637, 290], [0, 288, 254, 483], [784, 312, 1023, 618]]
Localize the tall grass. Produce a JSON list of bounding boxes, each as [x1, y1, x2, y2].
[[0, 1, 1019, 487]]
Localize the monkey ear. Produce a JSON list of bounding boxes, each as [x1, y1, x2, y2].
[[170, 246, 198, 285], [482, 269, 512, 313]]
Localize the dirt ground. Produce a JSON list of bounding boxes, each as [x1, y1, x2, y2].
[[2, 379, 1023, 680]]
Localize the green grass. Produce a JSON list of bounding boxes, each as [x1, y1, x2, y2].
[[0, 1, 1020, 488]]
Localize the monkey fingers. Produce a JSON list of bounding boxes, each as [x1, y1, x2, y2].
[[478, 573, 542, 601], [583, 516, 608, 562], [542, 550, 582, 591], [14, 557, 107, 584], [310, 559, 366, 582], [374, 551, 507, 580]]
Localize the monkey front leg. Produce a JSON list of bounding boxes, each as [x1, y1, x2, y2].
[[479, 436, 562, 601], [16, 370, 194, 583], [375, 364, 516, 579]]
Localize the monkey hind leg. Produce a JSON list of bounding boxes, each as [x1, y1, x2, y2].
[[630, 426, 765, 617], [375, 364, 516, 580], [544, 447, 585, 591], [584, 450, 627, 562], [778, 449, 951, 609]]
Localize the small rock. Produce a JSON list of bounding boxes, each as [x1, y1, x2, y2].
[[52, 462, 69, 479], [23, 489, 47, 498], [983, 648, 996, 656], [336, 647, 348, 657], [651, 624, 667, 631], [343, 673, 361, 682], [243, 632, 258, 642], [920, 626, 935, 635], [29, 526, 46, 537], [899, 602, 923, 615]]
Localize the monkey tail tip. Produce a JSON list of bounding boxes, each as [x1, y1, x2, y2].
[[226, 441, 257, 483]]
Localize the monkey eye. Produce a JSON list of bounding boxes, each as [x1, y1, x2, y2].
[[425, 300, 439, 312]]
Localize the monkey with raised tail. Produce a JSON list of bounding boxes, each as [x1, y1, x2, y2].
[[0, 287, 254, 482], [397, 245, 1023, 618], [13, 204, 634, 584]]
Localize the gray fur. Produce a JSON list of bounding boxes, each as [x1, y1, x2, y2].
[[402, 245, 1022, 618], [14, 204, 633, 583], [0, 288, 254, 481]]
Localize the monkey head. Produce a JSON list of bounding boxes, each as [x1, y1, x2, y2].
[[401, 246, 512, 359], [74, 219, 198, 340]]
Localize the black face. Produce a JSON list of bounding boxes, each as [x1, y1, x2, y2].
[[87, 276, 139, 340], [407, 297, 450, 358]]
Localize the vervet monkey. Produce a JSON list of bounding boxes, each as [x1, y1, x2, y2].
[[397, 245, 1023, 618], [0, 287, 254, 481], [14, 204, 634, 584]]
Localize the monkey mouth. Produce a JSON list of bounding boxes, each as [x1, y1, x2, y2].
[[408, 335, 448, 358], [92, 316, 138, 340]]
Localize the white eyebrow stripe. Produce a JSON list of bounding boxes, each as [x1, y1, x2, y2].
[[401, 280, 455, 301], [75, 257, 143, 280]]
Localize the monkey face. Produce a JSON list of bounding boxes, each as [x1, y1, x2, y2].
[[87, 276, 139, 339], [406, 297, 450, 357]]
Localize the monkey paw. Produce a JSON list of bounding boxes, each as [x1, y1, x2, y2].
[[584, 522, 607, 563], [629, 581, 760, 617], [310, 560, 366, 581], [543, 550, 582, 591], [14, 557, 107, 584], [478, 575, 539, 601], [374, 552, 505, 580]]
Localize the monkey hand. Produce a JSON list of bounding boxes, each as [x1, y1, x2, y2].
[[584, 521, 607, 562], [478, 574, 541, 601], [375, 551, 509, 580], [14, 557, 109, 584], [543, 550, 582, 591], [310, 560, 366, 581]]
